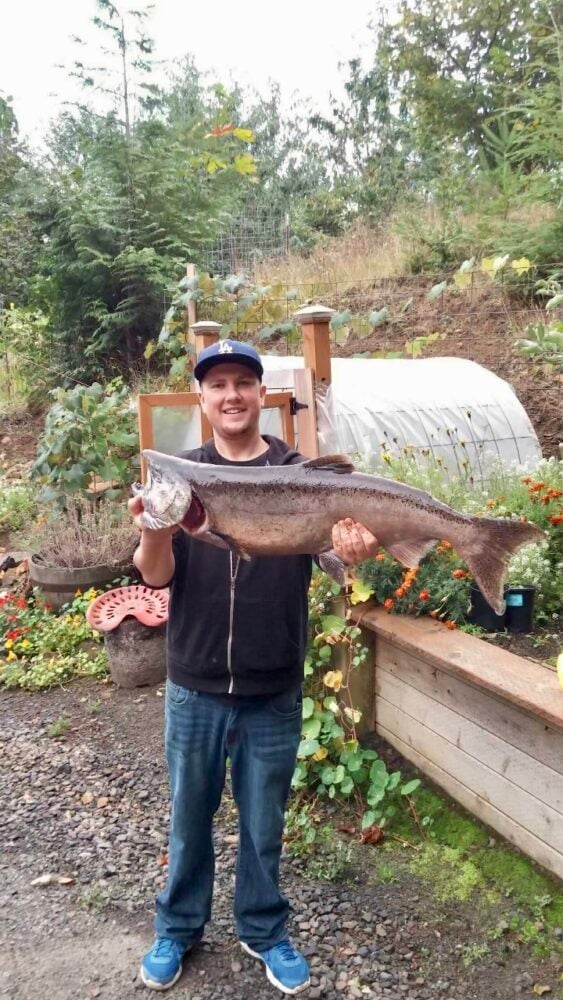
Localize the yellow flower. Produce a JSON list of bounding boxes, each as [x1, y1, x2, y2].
[[6, 651, 17, 662], [75, 589, 83, 597], [19, 639, 32, 649], [84, 588, 98, 602], [4, 639, 14, 650]]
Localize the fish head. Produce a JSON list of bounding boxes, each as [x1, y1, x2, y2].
[[134, 450, 195, 531]]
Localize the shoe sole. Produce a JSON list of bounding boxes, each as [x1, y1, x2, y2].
[[240, 942, 311, 995], [139, 960, 184, 992]]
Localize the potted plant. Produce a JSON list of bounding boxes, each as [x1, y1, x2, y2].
[[27, 497, 138, 610], [504, 542, 551, 634]]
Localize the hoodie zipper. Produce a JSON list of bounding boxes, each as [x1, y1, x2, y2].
[[227, 552, 240, 694]]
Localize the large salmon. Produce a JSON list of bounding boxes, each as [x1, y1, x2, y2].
[[134, 450, 543, 614]]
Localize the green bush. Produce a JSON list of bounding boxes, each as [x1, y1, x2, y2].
[[31, 378, 139, 501], [0, 481, 37, 534]]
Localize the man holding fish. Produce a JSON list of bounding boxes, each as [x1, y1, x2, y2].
[[130, 340, 381, 994]]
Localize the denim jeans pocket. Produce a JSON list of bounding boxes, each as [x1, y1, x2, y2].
[[268, 687, 303, 718], [166, 679, 198, 706]]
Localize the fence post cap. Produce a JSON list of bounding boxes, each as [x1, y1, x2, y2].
[[293, 304, 335, 325], [189, 321, 222, 335]]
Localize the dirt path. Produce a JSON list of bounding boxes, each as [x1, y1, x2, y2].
[[1, 680, 561, 1000]]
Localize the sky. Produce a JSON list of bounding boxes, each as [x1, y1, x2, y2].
[[2, 0, 383, 145]]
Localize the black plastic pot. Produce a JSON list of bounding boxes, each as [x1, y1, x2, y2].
[[505, 586, 535, 634], [467, 585, 506, 632]]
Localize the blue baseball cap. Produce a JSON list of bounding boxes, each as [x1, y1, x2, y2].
[[194, 339, 264, 383]]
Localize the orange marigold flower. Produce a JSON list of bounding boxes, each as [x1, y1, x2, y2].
[[549, 514, 563, 526], [383, 598, 394, 610], [419, 589, 430, 601], [485, 499, 496, 509], [452, 569, 467, 579], [521, 477, 532, 484], [529, 482, 544, 492], [394, 587, 406, 598], [440, 540, 453, 550], [375, 553, 386, 562], [445, 620, 457, 630]]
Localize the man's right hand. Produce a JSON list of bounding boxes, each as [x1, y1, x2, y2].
[[129, 494, 176, 586], [128, 495, 176, 536]]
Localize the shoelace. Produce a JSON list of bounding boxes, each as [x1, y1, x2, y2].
[[153, 938, 178, 959], [275, 941, 300, 964]]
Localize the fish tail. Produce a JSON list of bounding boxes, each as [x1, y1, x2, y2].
[[456, 517, 544, 616]]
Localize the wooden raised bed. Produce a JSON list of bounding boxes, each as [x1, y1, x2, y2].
[[351, 605, 563, 881]]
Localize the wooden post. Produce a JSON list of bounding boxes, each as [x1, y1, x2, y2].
[[189, 321, 221, 442], [190, 320, 221, 356], [185, 263, 198, 330], [294, 304, 334, 386]]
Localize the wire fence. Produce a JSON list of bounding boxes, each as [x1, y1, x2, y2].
[[193, 262, 556, 354]]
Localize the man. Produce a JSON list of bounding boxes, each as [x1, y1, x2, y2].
[[130, 340, 379, 994]]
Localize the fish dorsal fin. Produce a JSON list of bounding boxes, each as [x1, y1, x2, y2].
[[301, 454, 355, 474]]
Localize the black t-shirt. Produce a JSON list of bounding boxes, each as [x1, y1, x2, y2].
[[165, 435, 312, 697]]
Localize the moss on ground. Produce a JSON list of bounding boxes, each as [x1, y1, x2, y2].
[[385, 786, 563, 957]]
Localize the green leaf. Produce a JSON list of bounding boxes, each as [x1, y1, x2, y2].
[[302, 696, 315, 719], [386, 771, 401, 791], [233, 153, 256, 175], [169, 356, 188, 379], [546, 294, 563, 311], [301, 716, 321, 740], [233, 127, 255, 143], [333, 764, 345, 784], [361, 810, 378, 830], [297, 738, 320, 758], [321, 614, 346, 635], [369, 759, 389, 788], [401, 778, 421, 796], [427, 280, 447, 302], [340, 776, 354, 795], [321, 766, 335, 785], [369, 306, 389, 327]]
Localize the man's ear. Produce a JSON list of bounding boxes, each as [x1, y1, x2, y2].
[[259, 383, 267, 407]]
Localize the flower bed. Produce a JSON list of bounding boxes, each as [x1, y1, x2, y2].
[[354, 456, 563, 639], [0, 589, 108, 690]]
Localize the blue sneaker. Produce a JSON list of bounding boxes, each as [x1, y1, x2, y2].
[[241, 939, 310, 995], [140, 937, 187, 991]]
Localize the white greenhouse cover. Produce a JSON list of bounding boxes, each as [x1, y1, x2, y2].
[[262, 355, 542, 479]]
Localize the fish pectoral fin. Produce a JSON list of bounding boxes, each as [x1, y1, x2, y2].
[[210, 530, 252, 561], [318, 550, 348, 587], [386, 539, 438, 568], [301, 455, 356, 474]]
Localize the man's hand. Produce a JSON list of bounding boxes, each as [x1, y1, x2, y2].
[[332, 518, 379, 567], [128, 495, 176, 536]]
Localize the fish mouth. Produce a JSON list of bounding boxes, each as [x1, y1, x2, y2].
[[181, 490, 206, 534]]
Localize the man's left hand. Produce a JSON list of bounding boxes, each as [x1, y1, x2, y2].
[[332, 519, 379, 567]]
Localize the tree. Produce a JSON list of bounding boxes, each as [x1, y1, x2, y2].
[[35, 3, 257, 376]]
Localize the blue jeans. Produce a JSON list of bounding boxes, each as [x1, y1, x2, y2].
[[155, 680, 303, 951]]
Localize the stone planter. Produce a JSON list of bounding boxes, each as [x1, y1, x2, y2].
[[103, 617, 167, 688], [28, 554, 134, 611]]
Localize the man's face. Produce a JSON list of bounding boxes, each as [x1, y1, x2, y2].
[[199, 363, 266, 438]]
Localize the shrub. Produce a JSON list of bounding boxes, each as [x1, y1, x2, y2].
[[27, 497, 137, 569], [31, 378, 139, 501], [0, 480, 37, 534]]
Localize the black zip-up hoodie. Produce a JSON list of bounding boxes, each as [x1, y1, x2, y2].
[[166, 435, 312, 696]]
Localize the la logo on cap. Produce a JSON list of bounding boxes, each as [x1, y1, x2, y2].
[[218, 341, 233, 354]]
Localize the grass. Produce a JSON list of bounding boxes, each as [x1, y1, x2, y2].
[[46, 716, 70, 740], [252, 220, 411, 290]]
